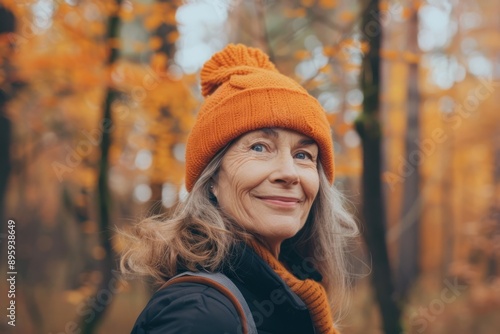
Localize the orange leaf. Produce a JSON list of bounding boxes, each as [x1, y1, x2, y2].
[[402, 51, 420, 64], [108, 38, 122, 49], [322, 46, 337, 57], [413, 0, 424, 10], [319, 63, 331, 73], [379, 1, 389, 11], [340, 38, 356, 48], [300, 0, 315, 7], [380, 49, 399, 60], [89, 21, 106, 36], [284, 8, 307, 18], [360, 41, 370, 54], [165, 10, 177, 25], [144, 14, 163, 31], [339, 11, 355, 23], [151, 53, 168, 72], [133, 3, 149, 15], [336, 122, 353, 135], [326, 114, 338, 125], [65, 290, 86, 305], [103, 1, 119, 16], [401, 7, 413, 19], [167, 30, 179, 44], [343, 63, 362, 71], [149, 36, 163, 50], [119, 8, 134, 22], [133, 41, 147, 53], [319, 0, 337, 9], [294, 50, 310, 60]]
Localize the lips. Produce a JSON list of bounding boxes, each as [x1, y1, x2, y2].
[[256, 195, 302, 209], [257, 196, 301, 202]]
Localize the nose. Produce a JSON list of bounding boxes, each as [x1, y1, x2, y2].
[[269, 152, 300, 185]]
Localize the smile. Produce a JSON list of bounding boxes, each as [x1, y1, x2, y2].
[[256, 196, 301, 209]]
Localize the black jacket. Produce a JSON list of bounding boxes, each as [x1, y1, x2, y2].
[[131, 243, 318, 334]]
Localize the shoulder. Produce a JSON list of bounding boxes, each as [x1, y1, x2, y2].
[[131, 281, 242, 334]]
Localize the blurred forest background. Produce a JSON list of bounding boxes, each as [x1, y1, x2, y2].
[[0, 0, 499, 333]]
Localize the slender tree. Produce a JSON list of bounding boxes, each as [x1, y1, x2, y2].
[[148, 0, 179, 215], [81, 0, 123, 332], [397, 6, 421, 299], [354, 0, 403, 332]]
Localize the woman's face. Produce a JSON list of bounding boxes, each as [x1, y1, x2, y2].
[[212, 128, 320, 255]]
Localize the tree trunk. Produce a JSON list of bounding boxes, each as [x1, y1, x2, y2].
[[354, 0, 402, 332], [80, 1, 123, 333], [397, 9, 420, 300]]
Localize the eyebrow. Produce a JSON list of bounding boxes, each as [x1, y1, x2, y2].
[[259, 128, 317, 147], [299, 138, 316, 146], [260, 128, 279, 138]]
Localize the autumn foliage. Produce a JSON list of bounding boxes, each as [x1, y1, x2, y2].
[[0, 0, 499, 333]]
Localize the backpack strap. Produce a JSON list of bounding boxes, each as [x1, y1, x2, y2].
[[159, 271, 257, 334]]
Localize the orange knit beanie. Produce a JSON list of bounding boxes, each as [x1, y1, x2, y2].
[[185, 44, 335, 192]]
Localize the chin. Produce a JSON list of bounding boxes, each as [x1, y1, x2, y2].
[[263, 218, 304, 239]]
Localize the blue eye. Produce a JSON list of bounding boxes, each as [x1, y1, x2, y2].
[[295, 152, 312, 160], [251, 144, 265, 152]]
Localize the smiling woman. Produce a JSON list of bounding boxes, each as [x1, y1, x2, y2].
[[119, 44, 359, 334]]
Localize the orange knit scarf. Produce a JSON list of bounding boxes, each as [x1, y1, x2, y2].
[[248, 239, 339, 334]]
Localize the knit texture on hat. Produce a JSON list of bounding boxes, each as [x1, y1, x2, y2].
[[185, 44, 335, 192], [248, 239, 339, 334]]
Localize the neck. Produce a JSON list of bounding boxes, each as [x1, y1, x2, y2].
[[270, 244, 280, 258], [256, 237, 281, 258]]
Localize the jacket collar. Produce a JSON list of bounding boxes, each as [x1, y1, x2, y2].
[[223, 241, 322, 311]]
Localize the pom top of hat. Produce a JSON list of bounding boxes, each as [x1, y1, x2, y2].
[[200, 44, 279, 97]]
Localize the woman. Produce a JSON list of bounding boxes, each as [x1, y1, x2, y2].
[[120, 44, 358, 334]]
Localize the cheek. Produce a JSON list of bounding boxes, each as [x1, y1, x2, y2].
[[216, 167, 253, 210], [224, 172, 249, 199], [223, 159, 267, 193], [303, 170, 320, 200]]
